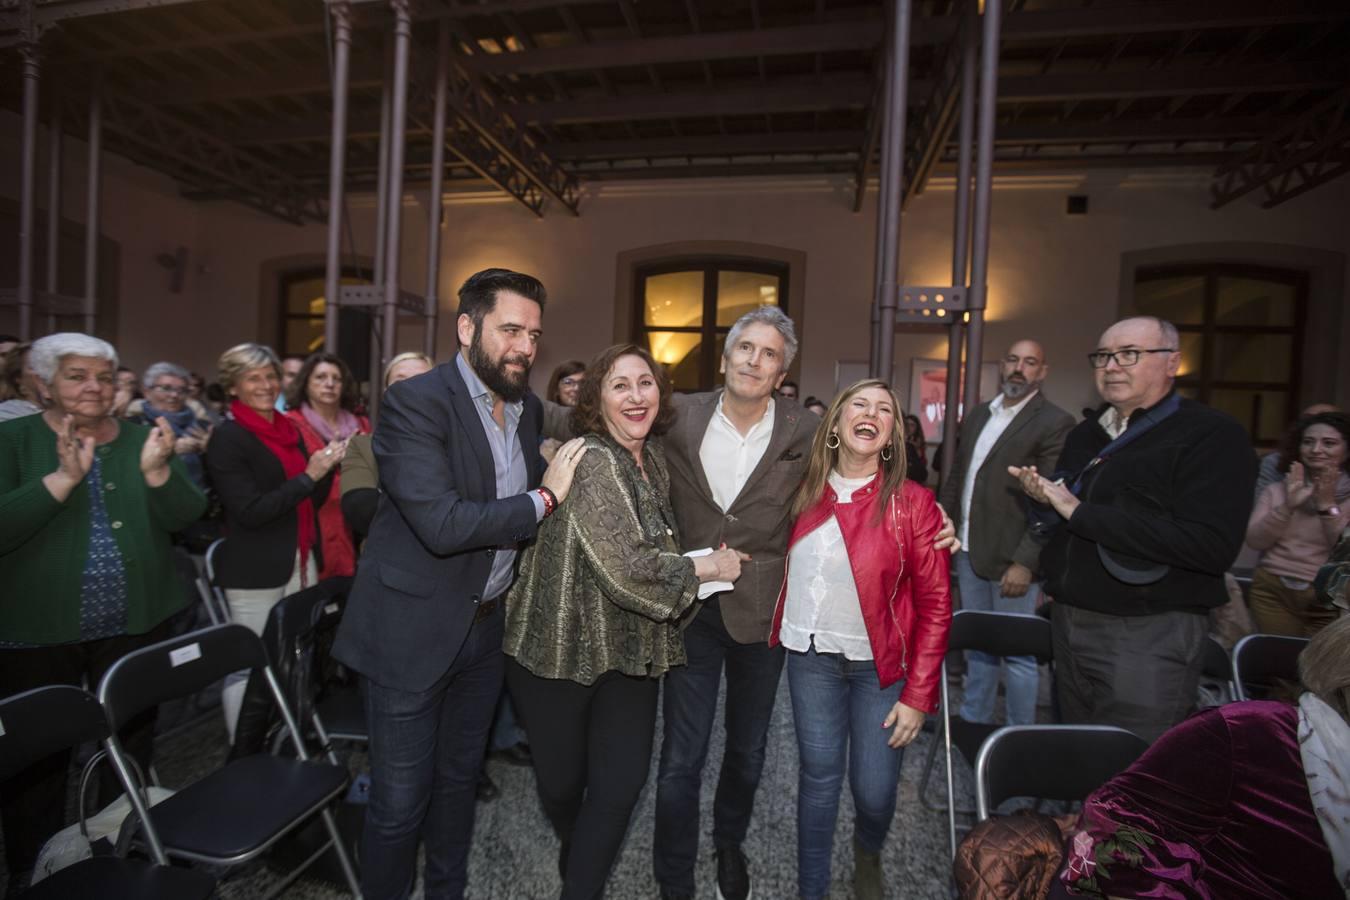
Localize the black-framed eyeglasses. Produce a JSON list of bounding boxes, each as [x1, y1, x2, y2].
[[1087, 348, 1176, 369]]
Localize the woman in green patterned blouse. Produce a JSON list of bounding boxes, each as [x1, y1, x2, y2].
[[505, 343, 747, 900]]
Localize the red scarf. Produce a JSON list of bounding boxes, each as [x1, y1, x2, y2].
[[230, 399, 316, 581]]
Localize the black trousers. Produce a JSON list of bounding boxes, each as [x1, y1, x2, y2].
[[1051, 603, 1206, 744], [505, 658, 658, 900], [0, 617, 176, 875]]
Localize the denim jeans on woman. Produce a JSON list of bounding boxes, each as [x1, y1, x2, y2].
[[787, 645, 906, 900]]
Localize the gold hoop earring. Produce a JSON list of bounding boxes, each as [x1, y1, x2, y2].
[[825, 431, 840, 450], [881, 444, 893, 461]]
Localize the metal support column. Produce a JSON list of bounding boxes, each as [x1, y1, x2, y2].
[[83, 78, 102, 335], [424, 20, 449, 361], [940, 0, 977, 484], [381, 0, 412, 369], [873, 0, 912, 385], [323, 1, 353, 354], [962, 0, 1001, 419], [46, 92, 62, 333], [370, 37, 392, 399], [868, 20, 895, 379], [18, 33, 40, 341]]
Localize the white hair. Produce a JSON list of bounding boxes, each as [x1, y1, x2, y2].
[[29, 333, 118, 385], [142, 361, 191, 391], [724, 305, 799, 368]]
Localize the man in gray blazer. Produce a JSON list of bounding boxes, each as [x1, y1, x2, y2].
[[937, 339, 1073, 726]]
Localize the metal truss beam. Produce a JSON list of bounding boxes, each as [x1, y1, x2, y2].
[[547, 130, 864, 160], [512, 78, 874, 125], [64, 91, 325, 224], [1210, 86, 1350, 208], [405, 41, 580, 216]]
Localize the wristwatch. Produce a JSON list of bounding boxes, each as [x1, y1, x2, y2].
[[1318, 505, 1342, 517]]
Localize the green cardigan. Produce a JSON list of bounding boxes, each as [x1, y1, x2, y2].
[[0, 413, 208, 645]]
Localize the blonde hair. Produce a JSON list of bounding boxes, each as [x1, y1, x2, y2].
[[1300, 615, 1350, 723], [791, 378, 907, 523], [217, 343, 281, 393], [383, 352, 434, 388]]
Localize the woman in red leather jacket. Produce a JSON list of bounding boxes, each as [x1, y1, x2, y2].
[[769, 378, 952, 900]]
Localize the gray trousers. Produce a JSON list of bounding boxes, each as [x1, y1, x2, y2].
[[1051, 603, 1206, 744]]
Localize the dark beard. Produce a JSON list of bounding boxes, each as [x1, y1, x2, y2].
[[469, 327, 531, 403]]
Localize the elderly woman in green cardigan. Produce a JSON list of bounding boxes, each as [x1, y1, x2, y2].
[[0, 332, 206, 884]]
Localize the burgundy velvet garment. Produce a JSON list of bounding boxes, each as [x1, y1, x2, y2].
[[1062, 701, 1340, 899]]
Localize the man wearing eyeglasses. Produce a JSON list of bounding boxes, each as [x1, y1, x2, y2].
[[1010, 316, 1255, 743]]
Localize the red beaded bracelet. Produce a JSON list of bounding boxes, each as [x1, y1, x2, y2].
[[537, 486, 558, 517]]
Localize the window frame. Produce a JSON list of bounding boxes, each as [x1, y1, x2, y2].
[[1133, 262, 1307, 447], [632, 256, 789, 392]]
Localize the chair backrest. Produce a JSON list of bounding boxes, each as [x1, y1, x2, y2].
[[0, 685, 107, 781], [946, 610, 1053, 662], [98, 624, 268, 731], [1231, 633, 1308, 702], [974, 724, 1149, 820], [1200, 636, 1231, 682], [204, 538, 225, 586]]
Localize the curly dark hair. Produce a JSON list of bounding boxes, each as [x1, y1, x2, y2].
[[1278, 411, 1350, 475], [569, 344, 676, 439], [285, 352, 361, 412]]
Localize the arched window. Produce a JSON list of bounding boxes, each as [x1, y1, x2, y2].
[[1131, 264, 1306, 447], [633, 258, 788, 392]]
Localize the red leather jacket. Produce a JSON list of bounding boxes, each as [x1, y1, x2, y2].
[[769, 475, 952, 713]]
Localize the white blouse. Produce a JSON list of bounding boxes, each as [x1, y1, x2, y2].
[[779, 471, 874, 661]]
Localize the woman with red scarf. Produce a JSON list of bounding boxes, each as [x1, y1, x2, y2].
[[283, 352, 370, 579], [205, 342, 346, 740]]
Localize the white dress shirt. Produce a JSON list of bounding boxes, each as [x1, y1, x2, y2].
[[958, 390, 1037, 552], [699, 395, 775, 512], [779, 471, 874, 660]]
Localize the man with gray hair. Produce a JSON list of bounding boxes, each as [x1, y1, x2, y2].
[[653, 305, 816, 900], [1013, 316, 1256, 743]]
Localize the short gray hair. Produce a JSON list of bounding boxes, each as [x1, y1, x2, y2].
[[142, 361, 191, 391], [218, 342, 281, 391], [724, 305, 799, 369], [29, 333, 118, 385]]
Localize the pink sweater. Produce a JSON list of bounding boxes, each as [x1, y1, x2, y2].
[[1246, 476, 1350, 582]]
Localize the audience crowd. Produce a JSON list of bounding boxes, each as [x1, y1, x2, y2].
[[0, 275, 1347, 900]]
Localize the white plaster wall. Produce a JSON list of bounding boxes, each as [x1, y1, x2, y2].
[[4, 109, 1348, 415]]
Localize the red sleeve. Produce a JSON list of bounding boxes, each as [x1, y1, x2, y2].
[[899, 483, 953, 712]]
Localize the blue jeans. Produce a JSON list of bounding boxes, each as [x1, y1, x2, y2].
[[954, 551, 1040, 725], [787, 646, 905, 900], [653, 600, 785, 894], [358, 605, 505, 900]]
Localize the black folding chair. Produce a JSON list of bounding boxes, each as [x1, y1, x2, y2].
[[915, 609, 1053, 858], [195, 539, 230, 625], [97, 624, 362, 899], [974, 724, 1149, 822], [1231, 633, 1308, 702], [228, 577, 364, 760], [0, 685, 216, 900]]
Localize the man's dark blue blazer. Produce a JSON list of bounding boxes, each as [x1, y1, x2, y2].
[[333, 358, 546, 693]]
